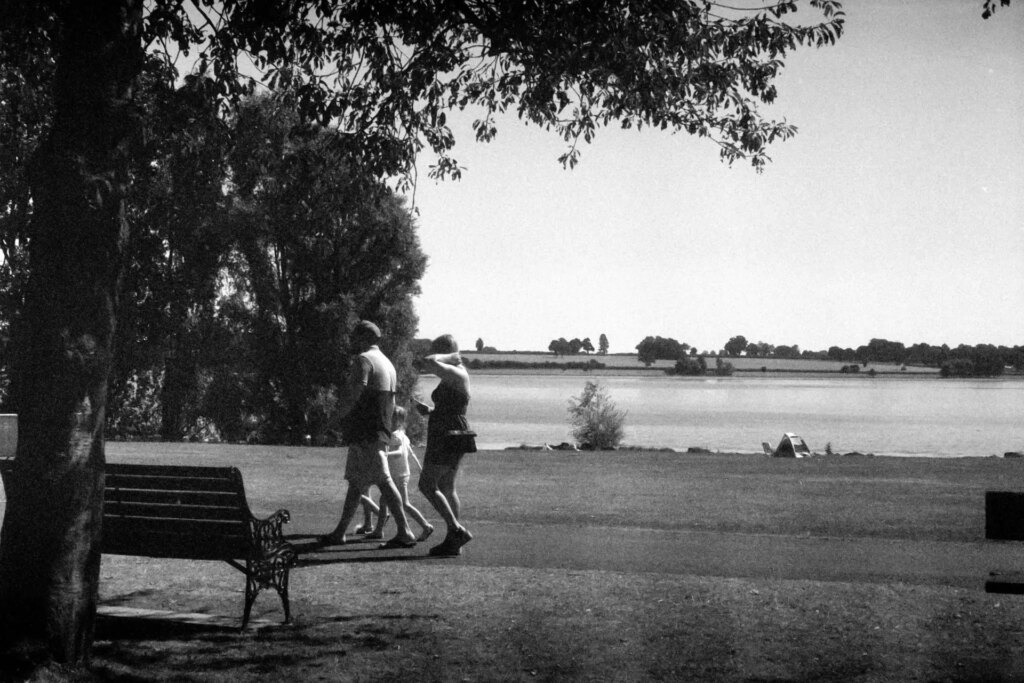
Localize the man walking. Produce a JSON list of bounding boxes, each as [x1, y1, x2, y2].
[[321, 321, 417, 549]]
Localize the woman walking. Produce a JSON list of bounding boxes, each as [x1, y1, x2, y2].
[[417, 334, 476, 557]]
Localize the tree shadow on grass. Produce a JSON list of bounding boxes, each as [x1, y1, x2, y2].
[[91, 622, 344, 680], [96, 611, 440, 642], [90, 610, 443, 681], [96, 613, 239, 642], [100, 589, 164, 606]]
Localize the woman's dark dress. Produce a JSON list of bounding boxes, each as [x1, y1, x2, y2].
[[425, 381, 475, 466]]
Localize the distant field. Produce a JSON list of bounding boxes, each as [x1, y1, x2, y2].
[[463, 351, 938, 374]]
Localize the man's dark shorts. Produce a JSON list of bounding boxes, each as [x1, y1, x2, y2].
[[345, 439, 391, 488]]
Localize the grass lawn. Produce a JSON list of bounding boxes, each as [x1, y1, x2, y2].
[[4, 443, 1024, 681]]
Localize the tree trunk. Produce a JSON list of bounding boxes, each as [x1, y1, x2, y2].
[[0, 1, 143, 667]]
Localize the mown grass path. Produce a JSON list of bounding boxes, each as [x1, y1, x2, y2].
[[5, 443, 1020, 591], [6, 443, 1024, 681], [300, 521, 1014, 591], [92, 442, 1024, 590]]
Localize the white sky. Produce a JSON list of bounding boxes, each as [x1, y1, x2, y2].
[[410, 0, 1024, 354]]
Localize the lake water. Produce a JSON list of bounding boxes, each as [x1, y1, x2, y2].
[[418, 374, 1024, 458]]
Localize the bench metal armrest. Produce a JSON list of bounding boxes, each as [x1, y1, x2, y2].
[[249, 509, 293, 558]]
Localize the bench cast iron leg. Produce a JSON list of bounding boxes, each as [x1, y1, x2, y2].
[[243, 563, 258, 630], [241, 552, 295, 629]]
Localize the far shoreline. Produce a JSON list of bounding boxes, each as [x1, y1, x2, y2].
[[455, 351, 1022, 380], [478, 446, 1024, 459], [463, 367, 951, 378]]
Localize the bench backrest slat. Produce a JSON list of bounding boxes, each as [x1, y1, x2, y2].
[[105, 501, 246, 521], [105, 488, 241, 507], [105, 463, 241, 480], [102, 515, 248, 536], [107, 470, 243, 492]]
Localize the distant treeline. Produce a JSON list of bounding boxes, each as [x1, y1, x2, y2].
[[468, 337, 1022, 378], [634, 336, 1022, 378], [545, 335, 609, 356], [810, 340, 1020, 378], [466, 358, 606, 371]]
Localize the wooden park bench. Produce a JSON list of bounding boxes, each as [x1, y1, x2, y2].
[[0, 460, 297, 628], [985, 491, 1024, 594]]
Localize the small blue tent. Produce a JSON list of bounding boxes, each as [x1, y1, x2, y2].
[[763, 433, 812, 458]]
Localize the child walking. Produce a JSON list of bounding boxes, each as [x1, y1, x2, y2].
[[354, 488, 383, 535], [368, 407, 434, 543]]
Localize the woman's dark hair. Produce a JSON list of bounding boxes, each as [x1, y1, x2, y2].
[[429, 334, 459, 354]]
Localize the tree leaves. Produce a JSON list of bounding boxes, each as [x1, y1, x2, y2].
[[982, 0, 1012, 20], [131, 0, 848, 182]]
